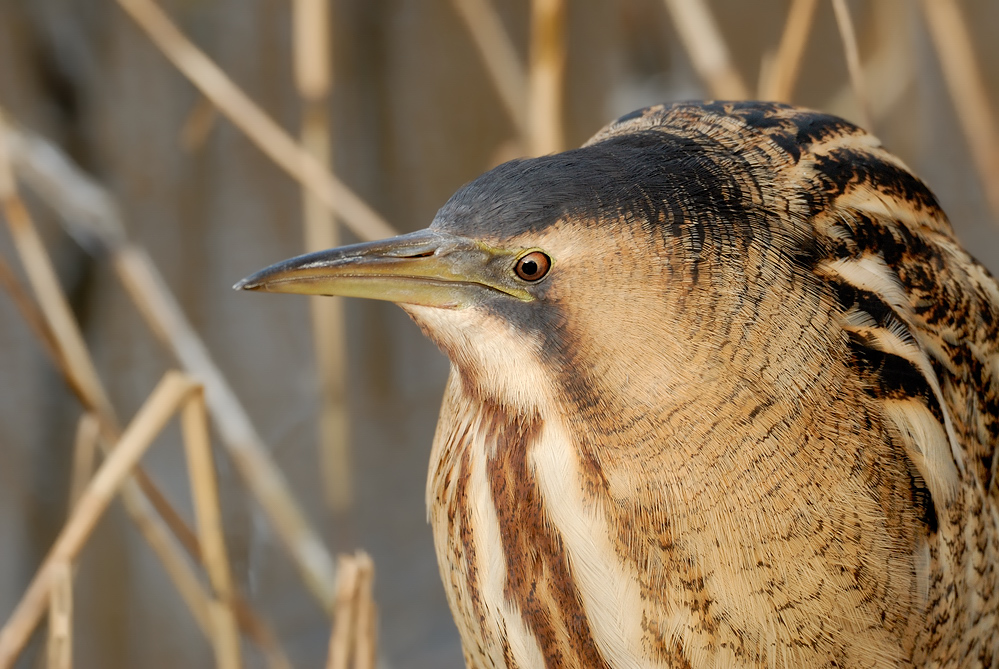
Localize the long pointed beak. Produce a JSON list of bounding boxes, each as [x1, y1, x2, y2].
[[234, 229, 533, 308]]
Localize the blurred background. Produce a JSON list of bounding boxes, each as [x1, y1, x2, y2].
[[0, 0, 997, 667]]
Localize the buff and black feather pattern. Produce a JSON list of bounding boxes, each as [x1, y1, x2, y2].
[[422, 102, 999, 668]]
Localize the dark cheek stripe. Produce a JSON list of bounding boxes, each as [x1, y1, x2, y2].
[[483, 402, 611, 669]]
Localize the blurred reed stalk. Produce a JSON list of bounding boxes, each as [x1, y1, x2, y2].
[[662, 0, 748, 100], [759, 0, 817, 101], [0, 118, 293, 668], [831, 0, 872, 131], [114, 0, 396, 241], [528, 0, 566, 155], [326, 552, 377, 669], [921, 0, 999, 220], [293, 0, 354, 516], [451, 0, 529, 142]]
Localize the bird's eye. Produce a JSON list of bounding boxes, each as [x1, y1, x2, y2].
[[514, 251, 551, 282]]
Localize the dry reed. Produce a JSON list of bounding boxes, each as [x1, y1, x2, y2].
[[182, 389, 242, 669], [68, 414, 100, 514], [0, 372, 201, 665]]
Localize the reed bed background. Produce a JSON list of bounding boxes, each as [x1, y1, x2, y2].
[[0, 1, 996, 667]]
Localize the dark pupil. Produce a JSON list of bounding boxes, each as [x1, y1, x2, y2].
[[521, 259, 538, 276]]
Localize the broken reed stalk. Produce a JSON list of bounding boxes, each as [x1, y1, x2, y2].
[[920, 0, 999, 221], [350, 553, 376, 669], [528, 0, 566, 156], [5, 120, 337, 618], [831, 0, 872, 131], [45, 561, 72, 669], [182, 389, 242, 669], [450, 0, 529, 141], [0, 122, 295, 667], [0, 117, 213, 620], [326, 558, 356, 669], [662, 0, 748, 100], [760, 0, 817, 101], [326, 552, 377, 669], [114, 0, 395, 241], [0, 373, 200, 667], [293, 0, 354, 515]]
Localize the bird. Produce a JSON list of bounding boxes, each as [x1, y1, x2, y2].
[[237, 101, 999, 668]]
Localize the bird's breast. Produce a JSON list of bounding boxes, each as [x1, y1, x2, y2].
[[428, 375, 625, 669]]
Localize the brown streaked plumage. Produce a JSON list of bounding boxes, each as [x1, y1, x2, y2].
[[237, 101, 999, 668]]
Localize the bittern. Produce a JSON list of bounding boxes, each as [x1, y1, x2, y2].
[[237, 101, 999, 668]]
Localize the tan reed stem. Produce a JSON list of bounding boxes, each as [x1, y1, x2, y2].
[[528, 0, 566, 156], [326, 557, 358, 669], [824, 0, 913, 124], [182, 389, 242, 669], [0, 255, 66, 378], [760, 0, 818, 101], [0, 115, 209, 603], [45, 561, 72, 669], [68, 414, 100, 513]]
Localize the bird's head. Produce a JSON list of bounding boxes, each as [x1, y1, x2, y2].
[[236, 101, 931, 423]]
